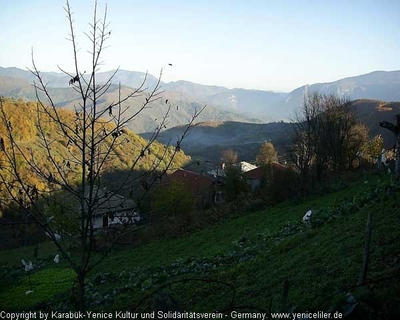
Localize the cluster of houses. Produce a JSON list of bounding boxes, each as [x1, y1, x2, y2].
[[89, 160, 290, 231], [91, 138, 400, 230], [164, 161, 290, 204]]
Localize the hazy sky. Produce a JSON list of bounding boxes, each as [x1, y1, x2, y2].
[[1, 0, 399, 91]]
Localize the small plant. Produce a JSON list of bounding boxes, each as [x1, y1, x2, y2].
[[21, 259, 34, 294]]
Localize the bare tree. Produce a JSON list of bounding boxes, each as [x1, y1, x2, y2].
[[319, 94, 354, 171], [0, 1, 204, 311], [290, 91, 323, 193], [290, 91, 356, 193]]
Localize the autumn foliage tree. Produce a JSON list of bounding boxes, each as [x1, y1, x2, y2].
[[360, 134, 384, 164], [346, 123, 369, 167], [0, 1, 203, 311], [256, 141, 278, 166], [221, 149, 238, 167]]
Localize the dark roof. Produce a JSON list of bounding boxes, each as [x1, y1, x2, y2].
[[89, 186, 137, 216], [168, 169, 214, 193], [244, 162, 288, 180]]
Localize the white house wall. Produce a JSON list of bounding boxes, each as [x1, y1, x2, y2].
[[92, 210, 141, 230]]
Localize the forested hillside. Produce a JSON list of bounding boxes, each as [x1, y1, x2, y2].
[[146, 98, 400, 163], [0, 97, 189, 205]]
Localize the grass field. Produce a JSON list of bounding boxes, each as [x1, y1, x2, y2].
[[1, 175, 399, 317]]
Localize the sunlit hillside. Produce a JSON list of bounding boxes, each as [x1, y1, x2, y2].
[[0, 97, 190, 203]]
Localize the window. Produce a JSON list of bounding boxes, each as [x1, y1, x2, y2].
[[102, 215, 108, 228], [214, 191, 224, 203]]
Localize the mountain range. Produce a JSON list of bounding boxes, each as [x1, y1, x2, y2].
[[146, 99, 400, 164], [1, 66, 400, 132]]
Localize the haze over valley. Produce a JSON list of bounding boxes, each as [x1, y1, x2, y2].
[[2, 0, 400, 315], [1, 66, 400, 138]]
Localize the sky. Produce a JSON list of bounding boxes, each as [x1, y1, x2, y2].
[[1, 0, 400, 92]]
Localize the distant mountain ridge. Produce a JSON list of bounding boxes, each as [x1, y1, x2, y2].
[[1, 66, 400, 127], [145, 99, 400, 163], [0, 70, 261, 133], [283, 71, 400, 118]]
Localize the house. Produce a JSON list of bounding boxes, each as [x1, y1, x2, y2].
[[236, 161, 258, 173], [89, 187, 140, 230], [167, 169, 225, 204], [206, 161, 257, 178], [206, 168, 227, 178], [244, 162, 289, 192]]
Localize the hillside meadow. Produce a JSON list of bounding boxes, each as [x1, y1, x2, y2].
[[1, 173, 399, 317]]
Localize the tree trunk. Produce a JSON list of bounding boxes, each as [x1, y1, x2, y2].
[[358, 212, 372, 285], [77, 273, 86, 311], [396, 132, 400, 180]]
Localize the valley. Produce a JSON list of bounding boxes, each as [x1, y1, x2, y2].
[[1, 67, 400, 317], [2, 0, 400, 316]]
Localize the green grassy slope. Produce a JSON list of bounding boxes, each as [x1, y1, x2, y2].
[[1, 176, 399, 316]]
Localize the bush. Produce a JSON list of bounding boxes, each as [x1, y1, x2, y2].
[[224, 166, 250, 201], [261, 165, 299, 204]]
